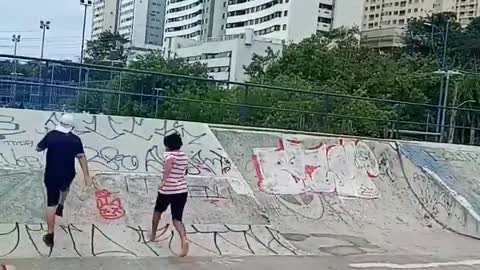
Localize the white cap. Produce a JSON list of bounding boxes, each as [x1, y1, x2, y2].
[[55, 113, 75, 133]]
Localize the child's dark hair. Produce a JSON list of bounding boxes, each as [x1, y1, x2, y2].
[[164, 132, 183, 151]]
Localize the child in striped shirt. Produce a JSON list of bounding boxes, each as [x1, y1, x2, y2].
[[150, 132, 189, 257]]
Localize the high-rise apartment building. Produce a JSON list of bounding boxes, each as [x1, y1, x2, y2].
[[91, 0, 166, 49], [93, 0, 365, 55], [163, 0, 226, 42], [163, 0, 364, 45], [449, 0, 480, 26], [223, 0, 337, 43], [92, 0, 121, 39], [361, 0, 480, 48]]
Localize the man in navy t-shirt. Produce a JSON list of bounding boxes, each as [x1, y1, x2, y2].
[[36, 113, 92, 247]]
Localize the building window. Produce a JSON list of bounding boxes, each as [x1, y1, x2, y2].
[[283, 24, 287, 30], [284, 10, 288, 16]]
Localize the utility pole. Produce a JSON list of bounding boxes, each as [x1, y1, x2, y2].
[[425, 20, 450, 137], [433, 70, 462, 142], [80, 0, 92, 64], [11, 35, 21, 74], [40, 20, 51, 59]]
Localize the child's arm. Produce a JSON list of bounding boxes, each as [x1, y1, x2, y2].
[[161, 157, 174, 187]]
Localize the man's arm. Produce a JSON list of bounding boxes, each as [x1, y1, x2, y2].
[[77, 153, 92, 186], [75, 140, 92, 186], [36, 133, 49, 152]]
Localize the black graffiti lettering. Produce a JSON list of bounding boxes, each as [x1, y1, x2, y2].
[[36, 112, 60, 134], [0, 223, 301, 257], [190, 150, 232, 176], [86, 147, 139, 171], [25, 224, 50, 257], [155, 120, 207, 145], [145, 145, 164, 173], [0, 223, 20, 257], [91, 224, 136, 257], [120, 118, 153, 141], [0, 150, 42, 169], [0, 115, 25, 139], [2, 140, 34, 147], [188, 185, 233, 201], [425, 149, 480, 163], [81, 116, 124, 140], [59, 224, 83, 257]]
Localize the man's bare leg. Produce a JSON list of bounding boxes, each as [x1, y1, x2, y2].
[[56, 189, 70, 217], [47, 206, 56, 234], [150, 211, 162, 242], [173, 219, 189, 257], [42, 206, 57, 247]]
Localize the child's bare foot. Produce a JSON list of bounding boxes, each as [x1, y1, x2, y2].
[[149, 232, 157, 243], [179, 242, 189, 257]]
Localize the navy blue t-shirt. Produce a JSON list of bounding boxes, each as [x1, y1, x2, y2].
[[37, 130, 85, 181]]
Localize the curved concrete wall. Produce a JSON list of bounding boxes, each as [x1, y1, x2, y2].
[[0, 108, 480, 258]]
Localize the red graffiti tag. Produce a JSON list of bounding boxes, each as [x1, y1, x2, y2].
[[95, 189, 126, 220]]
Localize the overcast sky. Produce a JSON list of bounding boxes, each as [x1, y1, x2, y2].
[[0, 0, 92, 61]]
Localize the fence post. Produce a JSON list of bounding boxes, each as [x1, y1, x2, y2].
[[240, 85, 249, 122]]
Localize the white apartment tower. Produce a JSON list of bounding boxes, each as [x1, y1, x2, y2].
[[225, 0, 336, 43], [361, 0, 480, 48], [163, 0, 227, 42], [163, 0, 364, 44], [91, 0, 167, 48], [441, 0, 480, 26], [92, 0, 121, 39]]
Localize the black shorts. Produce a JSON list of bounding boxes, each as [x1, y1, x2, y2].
[[44, 175, 74, 207], [154, 192, 188, 222]]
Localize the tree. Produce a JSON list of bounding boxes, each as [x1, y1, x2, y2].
[[243, 29, 439, 136], [84, 31, 129, 65]]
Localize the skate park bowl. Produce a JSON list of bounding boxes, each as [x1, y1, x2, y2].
[[0, 108, 480, 261]]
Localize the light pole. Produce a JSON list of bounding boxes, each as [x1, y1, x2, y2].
[[11, 35, 20, 74], [40, 20, 51, 59], [424, 20, 450, 138], [433, 70, 462, 142], [80, 0, 92, 64]]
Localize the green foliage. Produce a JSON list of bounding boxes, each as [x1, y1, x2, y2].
[[84, 31, 129, 65], [75, 20, 480, 143]]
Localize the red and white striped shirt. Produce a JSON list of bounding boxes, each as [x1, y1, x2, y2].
[[159, 151, 189, 194]]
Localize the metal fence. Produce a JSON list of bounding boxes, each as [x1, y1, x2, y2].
[[1, 53, 480, 145]]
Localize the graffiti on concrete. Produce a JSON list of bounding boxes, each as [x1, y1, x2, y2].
[[95, 189, 126, 221], [0, 170, 266, 226], [424, 148, 480, 163], [409, 172, 464, 224], [271, 193, 375, 225], [253, 139, 379, 198], [282, 232, 382, 256], [0, 115, 25, 140], [0, 150, 42, 170], [0, 110, 237, 179], [0, 223, 299, 258]]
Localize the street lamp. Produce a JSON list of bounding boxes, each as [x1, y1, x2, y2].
[[80, 0, 92, 64], [40, 20, 51, 59], [11, 35, 20, 74]]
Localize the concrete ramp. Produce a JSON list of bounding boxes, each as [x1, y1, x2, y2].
[[1, 108, 480, 260], [213, 128, 480, 256], [400, 141, 480, 239]]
